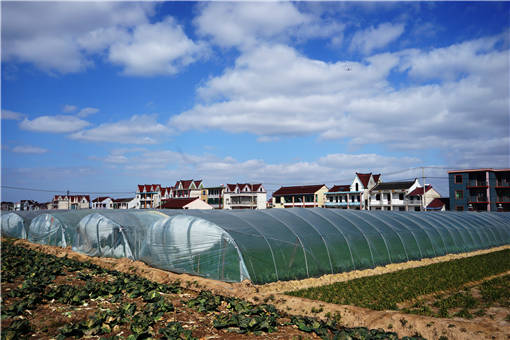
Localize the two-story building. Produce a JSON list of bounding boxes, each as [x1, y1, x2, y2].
[[173, 180, 204, 199], [223, 183, 267, 209], [369, 179, 421, 211], [325, 172, 381, 210], [136, 184, 162, 209], [448, 168, 510, 211], [406, 185, 441, 211], [203, 186, 225, 209], [272, 185, 328, 208], [51, 195, 90, 210]]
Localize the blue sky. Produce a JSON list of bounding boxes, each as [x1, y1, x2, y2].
[[2, 1, 509, 202]]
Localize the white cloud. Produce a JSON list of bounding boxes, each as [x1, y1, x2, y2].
[[1, 109, 25, 120], [19, 115, 90, 133], [12, 145, 48, 154], [2, 2, 154, 74], [70, 114, 170, 144], [1, 2, 207, 76], [77, 107, 99, 118], [194, 2, 344, 50], [171, 33, 509, 168], [62, 105, 78, 113], [350, 22, 405, 54], [112, 149, 423, 192], [108, 18, 206, 76]]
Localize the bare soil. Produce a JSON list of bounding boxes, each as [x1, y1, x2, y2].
[[10, 239, 510, 340]]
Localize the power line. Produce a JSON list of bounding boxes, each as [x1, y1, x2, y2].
[[1, 186, 134, 195]]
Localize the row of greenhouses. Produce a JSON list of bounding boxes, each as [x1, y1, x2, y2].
[[2, 209, 510, 284]]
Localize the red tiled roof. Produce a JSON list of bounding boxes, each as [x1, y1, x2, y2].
[[356, 173, 372, 188], [408, 185, 433, 196], [252, 184, 262, 191], [193, 180, 202, 188], [329, 185, 350, 192], [137, 184, 161, 193], [448, 168, 510, 174], [226, 184, 237, 192], [180, 180, 193, 190], [373, 174, 381, 183], [160, 197, 198, 209], [427, 198, 445, 209], [273, 185, 326, 196]]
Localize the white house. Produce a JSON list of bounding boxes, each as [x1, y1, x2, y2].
[[369, 179, 422, 211], [91, 196, 114, 209], [325, 173, 381, 210], [406, 185, 442, 211], [112, 197, 137, 209], [223, 183, 267, 210]]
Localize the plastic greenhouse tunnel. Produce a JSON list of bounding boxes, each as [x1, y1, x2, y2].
[[28, 210, 95, 247], [73, 210, 167, 260], [147, 209, 510, 284], [1, 211, 46, 239]]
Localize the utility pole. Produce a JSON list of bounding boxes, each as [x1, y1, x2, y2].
[[422, 168, 426, 212]]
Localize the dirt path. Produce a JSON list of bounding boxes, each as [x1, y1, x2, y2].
[[11, 239, 510, 340]]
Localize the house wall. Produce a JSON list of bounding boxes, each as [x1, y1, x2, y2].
[[184, 199, 213, 210]]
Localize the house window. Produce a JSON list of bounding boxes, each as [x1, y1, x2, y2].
[[455, 175, 463, 184], [399, 193, 404, 200], [455, 190, 464, 200], [375, 194, 380, 200], [386, 193, 391, 201], [456, 206, 464, 211], [355, 183, 359, 191]]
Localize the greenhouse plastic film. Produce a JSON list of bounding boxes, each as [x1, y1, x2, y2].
[[1, 211, 46, 239], [28, 211, 93, 247], [140, 214, 250, 282], [73, 210, 166, 260]]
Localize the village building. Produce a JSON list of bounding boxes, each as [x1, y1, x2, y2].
[[51, 195, 90, 210], [136, 184, 162, 209], [325, 173, 381, 210], [203, 186, 225, 209], [112, 197, 137, 209], [91, 196, 114, 209], [369, 179, 422, 211], [173, 180, 204, 199], [406, 185, 441, 211], [223, 183, 267, 209], [448, 168, 510, 212], [272, 185, 328, 208]]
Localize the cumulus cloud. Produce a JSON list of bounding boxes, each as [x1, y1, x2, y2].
[[2, 2, 203, 76], [109, 17, 206, 76], [2, 2, 153, 74], [19, 115, 90, 133], [1, 109, 25, 120], [350, 22, 405, 54], [171, 33, 509, 168], [194, 2, 343, 49], [12, 145, 48, 154], [110, 148, 423, 192], [70, 114, 170, 144]]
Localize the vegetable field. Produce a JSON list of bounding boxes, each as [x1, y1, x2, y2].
[[287, 249, 510, 315], [1, 238, 426, 340]]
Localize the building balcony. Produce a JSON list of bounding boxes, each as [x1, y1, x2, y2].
[[469, 196, 489, 203], [467, 180, 488, 188], [325, 201, 349, 207], [497, 196, 510, 203], [496, 180, 510, 188], [283, 202, 318, 208]]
